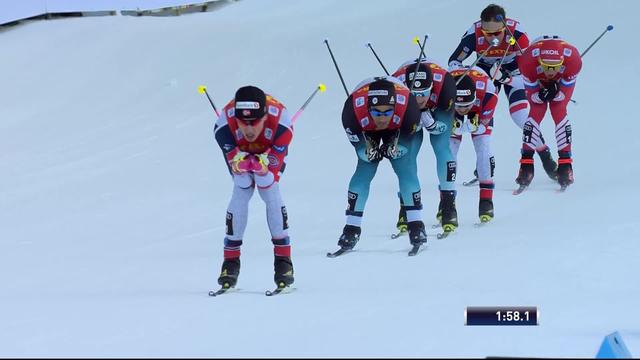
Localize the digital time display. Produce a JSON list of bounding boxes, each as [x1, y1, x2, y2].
[[465, 306, 538, 326]]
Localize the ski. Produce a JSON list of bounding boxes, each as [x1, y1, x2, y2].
[[513, 184, 528, 195], [408, 243, 425, 256], [265, 283, 294, 296], [391, 230, 407, 239], [463, 177, 479, 186], [208, 284, 235, 297], [556, 184, 569, 193], [326, 248, 352, 258], [474, 215, 493, 227]]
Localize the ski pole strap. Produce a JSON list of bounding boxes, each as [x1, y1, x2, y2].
[[366, 43, 390, 76], [324, 39, 349, 96], [580, 25, 614, 58]]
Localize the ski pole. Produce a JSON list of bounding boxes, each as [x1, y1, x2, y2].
[[366, 42, 390, 76], [581, 25, 614, 58], [456, 38, 500, 85], [323, 39, 349, 96], [409, 34, 429, 92], [490, 36, 516, 82], [495, 14, 525, 55], [291, 83, 326, 125], [197, 85, 220, 117]]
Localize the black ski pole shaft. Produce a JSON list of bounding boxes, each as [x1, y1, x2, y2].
[[455, 39, 499, 85], [366, 42, 390, 75], [291, 83, 326, 124], [490, 37, 516, 82], [495, 14, 525, 55], [581, 25, 614, 58], [409, 34, 429, 92], [197, 85, 220, 117], [323, 39, 349, 96]]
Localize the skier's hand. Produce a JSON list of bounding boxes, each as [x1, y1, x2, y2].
[[539, 82, 558, 102], [364, 134, 383, 162], [467, 113, 479, 133], [380, 131, 399, 159], [365, 145, 383, 162], [492, 68, 512, 85], [229, 151, 252, 175], [250, 152, 270, 176]]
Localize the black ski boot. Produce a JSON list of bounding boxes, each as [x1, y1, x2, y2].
[[538, 147, 558, 181], [274, 256, 294, 286], [338, 225, 361, 250], [516, 150, 535, 186], [557, 152, 574, 187], [438, 190, 458, 233], [407, 221, 427, 245], [218, 257, 240, 288], [479, 199, 494, 223]]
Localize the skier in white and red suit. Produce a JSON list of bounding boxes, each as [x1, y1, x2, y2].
[[449, 67, 498, 223], [448, 4, 559, 180], [516, 36, 582, 188], [213, 86, 294, 290]]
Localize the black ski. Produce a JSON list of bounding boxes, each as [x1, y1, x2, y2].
[[326, 248, 352, 258], [513, 185, 528, 195], [265, 283, 293, 296], [463, 177, 479, 186]]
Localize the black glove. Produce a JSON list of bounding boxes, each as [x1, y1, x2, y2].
[[379, 131, 400, 159], [364, 135, 383, 162], [538, 82, 558, 102]]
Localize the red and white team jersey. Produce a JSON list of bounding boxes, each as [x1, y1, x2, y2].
[[350, 76, 411, 131], [519, 37, 582, 92], [450, 67, 498, 129], [392, 58, 450, 110], [215, 95, 293, 181]]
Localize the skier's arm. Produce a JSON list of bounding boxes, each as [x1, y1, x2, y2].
[[341, 96, 371, 162], [448, 28, 476, 69]]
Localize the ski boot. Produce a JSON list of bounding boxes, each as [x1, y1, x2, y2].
[[438, 190, 458, 236], [218, 257, 240, 288], [557, 152, 574, 187], [538, 147, 558, 181], [516, 150, 535, 186], [337, 224, 361, 250], [274, 256, 294, 287], [407, 221, 427, 245], [479, 199, 494, 223]]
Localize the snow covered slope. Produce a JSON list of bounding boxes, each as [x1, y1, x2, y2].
[[1, 0, 638, 357]]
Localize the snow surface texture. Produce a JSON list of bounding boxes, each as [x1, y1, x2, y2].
[[0, 0, 638, 357]]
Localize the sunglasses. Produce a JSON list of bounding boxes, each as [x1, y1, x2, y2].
[[455, 102, 474, 109], [538, 58, 564, 71], [481, 27, 505, 37], [411, 86, 432, 98], [369, 108, 394, 117]]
